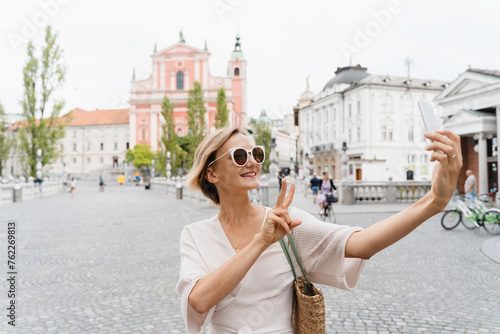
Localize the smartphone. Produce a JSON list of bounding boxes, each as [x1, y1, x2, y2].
[[417, 100, 440, 133]]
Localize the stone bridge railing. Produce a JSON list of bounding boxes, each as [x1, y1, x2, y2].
[[350, 181, 431, 203], [150, 176, 431, 206], [0, 178, 65, 206]]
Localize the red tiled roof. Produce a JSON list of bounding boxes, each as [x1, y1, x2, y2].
[[64, 108, 129, 126], [8, 108, 129, 130]]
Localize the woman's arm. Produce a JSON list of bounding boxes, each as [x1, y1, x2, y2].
[[188, 181, 301, 314], [188, 235, 267, 314], [345, 130, 462, 259]]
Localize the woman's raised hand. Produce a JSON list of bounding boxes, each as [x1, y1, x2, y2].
[[259, 179, 302, 247], [424, 130, 463, 210]]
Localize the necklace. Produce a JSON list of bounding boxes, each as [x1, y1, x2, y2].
[[230, 221, 251, 253]]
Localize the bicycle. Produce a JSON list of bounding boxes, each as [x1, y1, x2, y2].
[[319, 193, 337, 224], [441, 194, 500, 235]]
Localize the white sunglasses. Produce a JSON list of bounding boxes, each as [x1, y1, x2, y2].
[[208, 146, 266, 167]]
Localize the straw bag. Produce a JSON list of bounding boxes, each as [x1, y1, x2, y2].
[[279, 234, 325, 334]]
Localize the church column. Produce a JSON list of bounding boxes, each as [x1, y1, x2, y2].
[[129, 112, 136, 148], [478, 132, 488, 194], [152, 61, 158, 89], [170, 71, 175, 90], [185, 69, 190, 90], [160, 62, 165, 89], [150, 112, 158, 151]]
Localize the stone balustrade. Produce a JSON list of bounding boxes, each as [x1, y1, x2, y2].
[[150, 176, 431, 206], [0, 178, 65, 205]]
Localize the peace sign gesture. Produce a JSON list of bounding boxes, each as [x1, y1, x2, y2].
[[258, 179, 302, 248]]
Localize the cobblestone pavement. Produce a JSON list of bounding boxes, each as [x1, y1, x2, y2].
[[1, 182, 499, 333]]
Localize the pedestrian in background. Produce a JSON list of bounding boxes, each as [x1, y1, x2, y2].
[[99, 176, 104, 192], [464, 169, 477, 203], [177, 126, 462, 333], [309, 173, 320, 203], [70, 177, 77, 197]]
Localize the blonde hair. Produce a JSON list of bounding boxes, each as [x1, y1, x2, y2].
[[186, 127, 246, 205]]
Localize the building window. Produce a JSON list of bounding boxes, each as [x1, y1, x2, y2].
[[73, 158, 76, 163], [408, 155, 415, 164], [357, 101, 361, 114], [348, 104, 352, 117], [408, 127, 414, 142], [357, 127, 361, 142], [100, 129, 104, 137], [100, 143, 104, 151], [73, 130, 76, 138], [234, 67, 240, 76], [333, 108, 336, 120], [141, 128, 147, 141], [126, 142, 129, 149], [421, 154, 428, 163], [113, 129, 118, 137], [87, 142, 91, 151], [100, 157, 104, 163], [177, 128, 182, 136], [86, 129, 91, 137], [73, 143, 77, 151], [126, 128, 129, 136], [382, 126, 393, 141], [114, 142, 118, 150], [348, 129, 352, 143], [87, 157, 91, 164], [176, 71, 184, 90]]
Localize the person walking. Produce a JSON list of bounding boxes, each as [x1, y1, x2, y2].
[[70, 177, 77, 197], [464, 169, 477, 203], [99, 176, 104, 192], [176, 126, 462, 333], [309, 173, 320, 203]]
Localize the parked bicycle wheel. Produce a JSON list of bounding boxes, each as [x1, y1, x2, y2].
[[461, 214, 477, 230], [482, 208, 500, 235], [441, 210, 461, 230]]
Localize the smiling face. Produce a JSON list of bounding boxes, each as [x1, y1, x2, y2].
[[206, 133, 262, 196]]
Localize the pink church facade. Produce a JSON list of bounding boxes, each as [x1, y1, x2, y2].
[[129, 33, 247, 151]]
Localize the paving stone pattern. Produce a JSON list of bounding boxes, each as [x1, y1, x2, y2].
[[0, 182, 499, 333]]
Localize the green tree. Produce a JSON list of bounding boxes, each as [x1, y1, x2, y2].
[[249, 119, 271, 173], [185, 81, 206, 168], [125, 144, 154, 170], [158, 95, 187, 176], [18, 26, 67, 177], [187, 81, 206, 139], [0, 102, 13, 176], [215, 87, 229, 129]]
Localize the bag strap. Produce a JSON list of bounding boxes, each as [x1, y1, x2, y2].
[[279, 234, 314, 295]]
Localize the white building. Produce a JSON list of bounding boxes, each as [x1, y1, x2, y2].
[[6, 108, 130, 179], [299, 65, 448, 181], [435, 68, 500, 197]]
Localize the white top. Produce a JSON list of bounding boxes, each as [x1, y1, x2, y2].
[[71, 179, 77, 187], [176, 206, 366, 334]]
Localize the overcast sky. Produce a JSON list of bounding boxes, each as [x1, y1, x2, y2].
[[1, 0, 499, 120]]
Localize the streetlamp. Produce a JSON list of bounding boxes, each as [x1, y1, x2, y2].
[[36, 149, 43, 196], [36, 149, 42, 179], [269, 128, 278, 179], [151, 159, 155, 180], [166, 151, 172, 180], [341, 139, 348, 184]]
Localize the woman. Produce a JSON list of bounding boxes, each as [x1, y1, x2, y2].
[[320, 172, 336, 195], [177, 127, 461, 333]]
